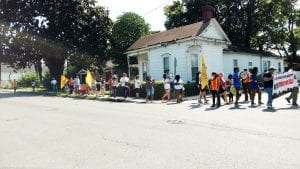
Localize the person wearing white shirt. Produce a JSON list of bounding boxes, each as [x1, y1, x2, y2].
[[161, 73, 171, 103], [134, 75, 141, 99], [50, 77, 58, 93], [120, 73, 130, 99], [174, 75, 184, 103], [285, 63, 299, 106], [74, 75, 81, 94]]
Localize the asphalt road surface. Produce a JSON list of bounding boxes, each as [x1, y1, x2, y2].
[[0, 92, 299, 169]]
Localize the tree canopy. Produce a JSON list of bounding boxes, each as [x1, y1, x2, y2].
[[111, 12, 150, 71], [164, 0, 300, 64], [0, 0, 112, 83]]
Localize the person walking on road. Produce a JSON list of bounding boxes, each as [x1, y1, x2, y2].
[[232, 67, 241, 105], [162, 73, 171, 103], [174, 75, 184, 103], [12, 79, 17, 94], [112, 75, 118, 98], [263, 66, 276, 109], [74, 75, 80, 94], [145, 75, 155, 103], [51, 77, 58, 93], [68, 78, 75, 94], [285, 63, 299, 106], [210, 72, 220, 108], [250, 67, 262, 106], [120, 73, 130, 99], [134, 75, 141, 99]]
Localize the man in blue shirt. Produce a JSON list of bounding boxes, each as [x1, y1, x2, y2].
[[232, 67, 241, 105]]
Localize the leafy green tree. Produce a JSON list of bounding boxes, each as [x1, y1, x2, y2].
[[111, 12, 150, 71], [0, 0, 112, 87], [164, 0, 300, 64]]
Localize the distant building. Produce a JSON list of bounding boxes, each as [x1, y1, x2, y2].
[[0, 63, 35, 87], [126, 6, 284, 82]]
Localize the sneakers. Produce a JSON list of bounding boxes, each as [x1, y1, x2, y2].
[[292, 103, 299, 106], [267, 104, 273, 109], [285, 97, 291, 103]]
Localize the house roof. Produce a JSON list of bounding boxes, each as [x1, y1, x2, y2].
[[127, 21, 210, 51], [223, 45, 281, 58]]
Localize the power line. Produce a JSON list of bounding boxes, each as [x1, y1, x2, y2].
[[142, 0, 174, 16]]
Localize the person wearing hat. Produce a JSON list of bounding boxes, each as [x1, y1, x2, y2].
[[285, 63, 299, 106], [263, 66, 276, 109]]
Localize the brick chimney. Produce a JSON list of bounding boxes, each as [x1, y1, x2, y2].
[[202, 5, 215, 23]]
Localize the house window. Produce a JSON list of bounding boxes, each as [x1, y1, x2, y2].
[[163, 57, 170, 74], [248, 62, 253, 70], [233, 59, 238, 68], [191, 54, 199, 81], [278, 62, 282, 72], [142, 62, 148, 81], [263, 60, 271, 72]]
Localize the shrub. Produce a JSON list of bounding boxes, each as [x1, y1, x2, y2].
[[42, 71, 52, 90], [17, 72, 39, 87]]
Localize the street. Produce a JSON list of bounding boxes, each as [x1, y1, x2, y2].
[[0, 92, 299, 169]]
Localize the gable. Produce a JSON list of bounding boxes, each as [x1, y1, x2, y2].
[[199, 19, 230, 42]]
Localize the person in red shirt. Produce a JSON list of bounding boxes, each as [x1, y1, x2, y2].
[[210, 72, 220, 108], [68, 78, 75, 94]]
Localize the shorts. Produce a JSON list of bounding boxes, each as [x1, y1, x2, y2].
[[199, 84, 208, 92], [146, 87, 154, 96], [135, 88, 140, 93], [175, 89, 183, 94]]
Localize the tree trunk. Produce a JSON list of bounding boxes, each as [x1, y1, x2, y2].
[[45, 57, 65, 90]]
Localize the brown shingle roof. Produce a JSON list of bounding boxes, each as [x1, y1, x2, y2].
[[127, 21, 208, 51]]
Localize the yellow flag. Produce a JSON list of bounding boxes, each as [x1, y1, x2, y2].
[[60, 75, 69, 89], [85, 70, 93, 88], [200, 55, 208, 89]]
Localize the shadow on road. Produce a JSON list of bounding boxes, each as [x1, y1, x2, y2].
[[0, 91, 48, 99]]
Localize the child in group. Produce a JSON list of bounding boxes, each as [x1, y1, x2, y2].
[[210, 72, 220, 108], [134, 75, 141, 99], [99, 78, 106, 97]]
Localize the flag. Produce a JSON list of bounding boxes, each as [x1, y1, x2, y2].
[[60, 75, 69, 89], [200, 55, 208, 89], [85, 70, 93, 88]]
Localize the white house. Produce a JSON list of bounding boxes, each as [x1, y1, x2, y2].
[[126, 6, 284, 82], [0, 63, 33, 87]]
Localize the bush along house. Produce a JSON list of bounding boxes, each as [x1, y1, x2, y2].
[[126, 6, 284, 83]]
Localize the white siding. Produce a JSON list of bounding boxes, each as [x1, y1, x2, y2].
[[200, 22, 226, 41], [0, 64, 35, 87], [223, 52, 284, 78], [201, 42, 224, 77]]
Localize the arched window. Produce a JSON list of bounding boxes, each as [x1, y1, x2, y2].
[[162, 53, 171, 74]]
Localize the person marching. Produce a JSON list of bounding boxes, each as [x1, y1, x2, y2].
[[120, 73, 130, 99], [263, 66, 276, 109], [161, 73, 171, 103], [111, 75, 118, 98], [227, 74, 234, 104], [68, 78, 75, 94], [250, 67, 262, 106], [134, 75, 141, 99], [219, 72, 228, 105], [174, 75, 184, 103], [12, 79, 17, 94], [145, 75, 155, 103], [197, 72, 208, 104], [99, 77, 106, 97], [285, 63, 299, 106], [210, 72, 220, 108], [232, 67, 242, 105], [240, 69, 251, 102]]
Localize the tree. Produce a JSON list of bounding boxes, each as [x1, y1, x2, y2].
[[164, 0, 300, 63], [111, 12, 150, 71], [0, 0, 112, 86]]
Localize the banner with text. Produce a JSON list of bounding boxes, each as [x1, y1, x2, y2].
[[272, 71, 298, 99]]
